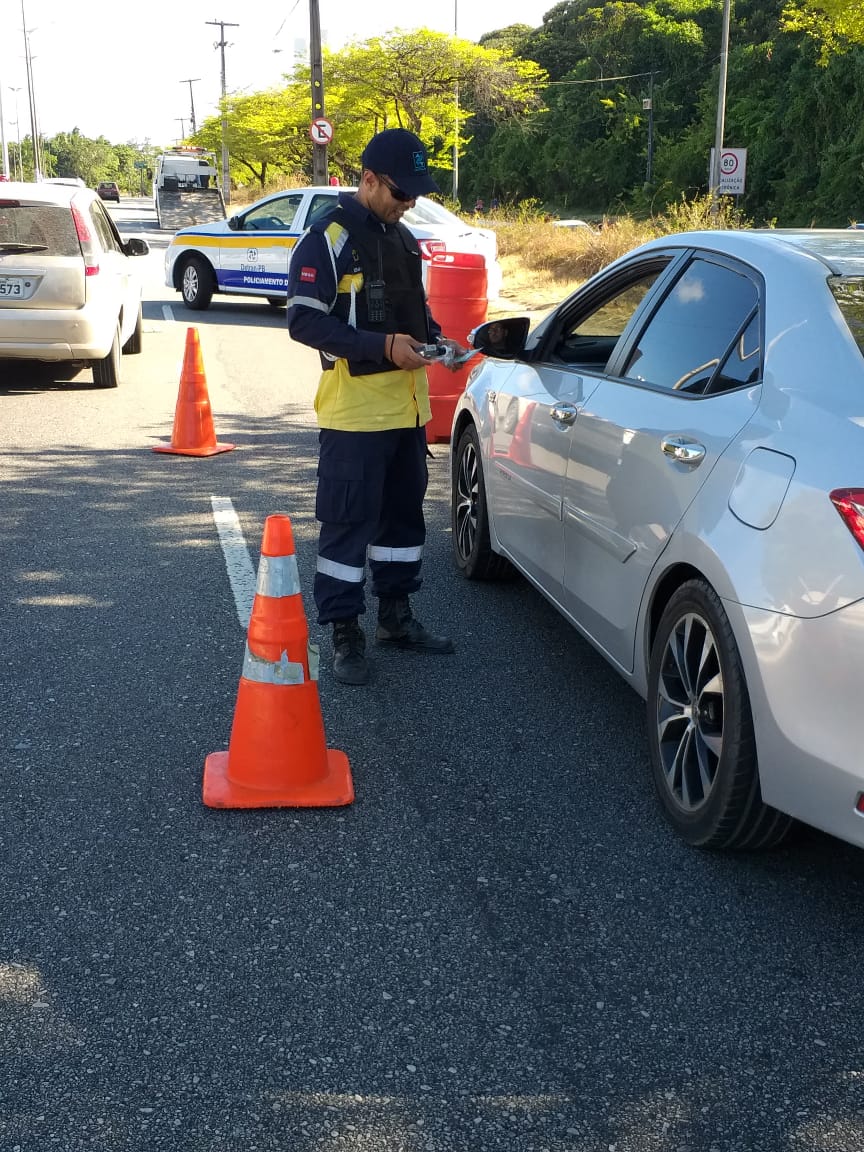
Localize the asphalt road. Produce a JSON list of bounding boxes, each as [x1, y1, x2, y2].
[[2, 200, 864, 1151]]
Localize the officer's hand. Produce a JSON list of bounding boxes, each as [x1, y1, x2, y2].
[[439, 337, 469, 372], [390, 333, 431, 370]]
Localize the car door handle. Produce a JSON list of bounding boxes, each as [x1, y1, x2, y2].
[[661, 436, 706, 464], [550, 404, 578, 426]]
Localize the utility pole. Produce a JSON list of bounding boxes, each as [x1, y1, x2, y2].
[[10, 88, 22, 179], [710, 0, 732, 216], [21, 0, 41, 180], [180, 78, 200, 135], [0, 81, 8, 180], [207, 19, 238, 205], [309, 0, 327, 185], [176, 118, 187, 142]]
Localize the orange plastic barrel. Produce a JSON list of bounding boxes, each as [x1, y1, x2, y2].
[[424, 252, 488, 443]]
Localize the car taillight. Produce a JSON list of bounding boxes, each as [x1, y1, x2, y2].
[[70, 203, 99, 276], [418, 239, 446, 260], [830, 489, 864, 549]]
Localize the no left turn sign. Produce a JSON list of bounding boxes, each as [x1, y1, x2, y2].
[[310, 117, 334, 145]]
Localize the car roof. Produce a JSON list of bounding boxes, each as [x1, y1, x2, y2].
[[637, 228, 864, 277], [0, 180, 93, 205]]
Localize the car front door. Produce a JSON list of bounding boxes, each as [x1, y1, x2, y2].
[[220, 193, 304, 297], [490, 261, 675, 601], [486, 363, 596, 602], [561, 254, 763, 671]]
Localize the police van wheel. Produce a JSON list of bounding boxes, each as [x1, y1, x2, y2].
[[181, 256, 214, 310], [267, 296, 288, 309]]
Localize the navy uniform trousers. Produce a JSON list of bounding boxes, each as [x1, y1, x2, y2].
[[313, 425, 428, 625]]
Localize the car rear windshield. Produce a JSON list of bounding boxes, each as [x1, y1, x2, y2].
[[830, 277, 864, 357], [0, 203, 80, 256]]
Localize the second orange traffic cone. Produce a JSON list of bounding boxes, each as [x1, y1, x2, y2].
[[153, 327, 235, 457], [203, 513, 354, 809]]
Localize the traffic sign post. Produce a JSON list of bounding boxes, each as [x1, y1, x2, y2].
[[309, 117, 333, 146], [709, 147, 747, 196]]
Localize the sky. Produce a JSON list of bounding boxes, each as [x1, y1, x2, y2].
[[0, 0, 557, 155]]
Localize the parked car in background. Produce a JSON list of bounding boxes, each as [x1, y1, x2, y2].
[[451, 227, 864, 854], [164, 185, 503, 311], [96, 181, 120, 203], [0, 180, 149, 386]]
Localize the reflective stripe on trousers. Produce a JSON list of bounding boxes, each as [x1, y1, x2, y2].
[[314, 426, 428, 625]]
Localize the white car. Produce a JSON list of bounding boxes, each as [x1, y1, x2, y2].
[[164, 186, 502, 311], [0, 180, 149, 386]]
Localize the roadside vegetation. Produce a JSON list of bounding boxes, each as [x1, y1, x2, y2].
[[11, 1, 861, 232]]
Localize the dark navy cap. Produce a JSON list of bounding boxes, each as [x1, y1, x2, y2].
[[360, 129, 440, 197]]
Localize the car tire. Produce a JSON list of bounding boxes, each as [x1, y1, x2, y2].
[[452, 423, 514, 580], [267, 296, 288, 309], [181, 256, 215, 310], [647, 579, 794, 851], [93, 323, 122, 389], [123, 304, 143, 354]]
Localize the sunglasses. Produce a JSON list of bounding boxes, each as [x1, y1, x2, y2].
[[376, 174, 413, 203]]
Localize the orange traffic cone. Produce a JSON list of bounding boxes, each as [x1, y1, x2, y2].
[[203, 513, 354, 809], [153, 327, 235, 457]]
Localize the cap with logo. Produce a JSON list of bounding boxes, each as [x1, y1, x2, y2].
[[360, 129, 440, 198]]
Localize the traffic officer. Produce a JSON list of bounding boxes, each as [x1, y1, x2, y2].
[[286, 128, 464, 686]]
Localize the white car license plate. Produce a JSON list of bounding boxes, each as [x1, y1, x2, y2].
[[0, 277, 30, 298]]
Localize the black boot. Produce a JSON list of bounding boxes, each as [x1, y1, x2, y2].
[[375, 596, 455, 653], [332, 618, 370, 685]]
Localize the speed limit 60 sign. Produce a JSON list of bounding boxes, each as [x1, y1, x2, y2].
[[310, 117, 334, 145]]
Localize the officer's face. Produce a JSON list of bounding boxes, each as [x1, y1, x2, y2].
[[371, 174, 417, 224]]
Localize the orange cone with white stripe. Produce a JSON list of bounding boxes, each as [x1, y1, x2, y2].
[[203, 513, 353, 808], [153, 327, 235, 457]]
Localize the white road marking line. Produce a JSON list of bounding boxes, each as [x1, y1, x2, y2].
[[210, 496, 256, 628], [162, 304, 174, 322]]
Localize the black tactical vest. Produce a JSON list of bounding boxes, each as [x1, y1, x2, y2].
[[312, 203, 431, 377]]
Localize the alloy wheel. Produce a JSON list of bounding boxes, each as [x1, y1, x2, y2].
[[655, 611, 724, 812], [454, 439, 479, 561]]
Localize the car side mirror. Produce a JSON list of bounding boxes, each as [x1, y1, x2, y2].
[[468, 317, 531, 359], [227, 215, 242, 231], [124, 237, 150, 256]]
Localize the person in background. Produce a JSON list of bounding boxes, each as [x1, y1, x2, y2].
[[285, 128, 465, 686], [474, 197, 485, 213]]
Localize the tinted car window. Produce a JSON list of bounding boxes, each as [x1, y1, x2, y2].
[[829, 277, 864, 357], [0, 204, 79, 256], [623, 258, 759, 393]]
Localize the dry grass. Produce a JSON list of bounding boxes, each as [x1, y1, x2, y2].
[[488, 215, 657, 314], [486, 195, 757, 315]]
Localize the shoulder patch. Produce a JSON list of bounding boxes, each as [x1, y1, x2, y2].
[[300, 266, 317, 283]]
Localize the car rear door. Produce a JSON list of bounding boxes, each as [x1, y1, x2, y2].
[[561, 253, 763, 672], [88, 199, 132, 341]]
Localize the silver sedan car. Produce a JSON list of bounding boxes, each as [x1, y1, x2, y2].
[[451, 229, 864, 852]]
